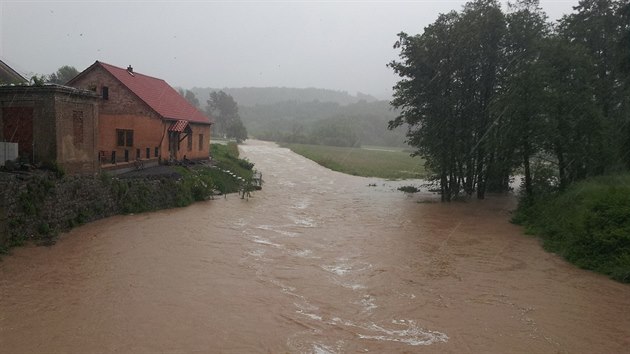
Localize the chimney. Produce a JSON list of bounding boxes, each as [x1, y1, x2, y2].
[[127, 65, 133, 73]]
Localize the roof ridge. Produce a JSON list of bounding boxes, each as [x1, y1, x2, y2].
[[92, 60, 212, 125], [96, 61, 166, 82]]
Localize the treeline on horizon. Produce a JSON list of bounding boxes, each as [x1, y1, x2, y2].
[[190, 87, 380, 107], [240, 100, 407, 148], [190, 87, 408, 148], [389, 0, 630, 201]]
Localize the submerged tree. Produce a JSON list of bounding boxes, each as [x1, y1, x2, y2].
[[559, 0, 629, 173], [389, 0, 507, 201], [390, 0, 630, 201], [494, 0, 549, 196]]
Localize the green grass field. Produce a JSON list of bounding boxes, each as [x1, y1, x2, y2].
[[280, 143, 426, 179]]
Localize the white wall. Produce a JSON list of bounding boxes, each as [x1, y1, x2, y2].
[[0, 142, 18, 166]]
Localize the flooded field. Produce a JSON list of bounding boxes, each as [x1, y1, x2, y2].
[[1, 140, 628, 353]]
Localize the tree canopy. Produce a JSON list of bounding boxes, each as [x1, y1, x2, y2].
[[178, 89, 200, 108], [47, 65, 79, 84], [390, 0, 630, 201], [206, 91, 248, 143]]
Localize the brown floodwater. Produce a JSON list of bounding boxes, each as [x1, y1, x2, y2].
[[1, 140, 629, 353]]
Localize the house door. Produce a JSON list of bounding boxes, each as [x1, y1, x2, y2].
[[2, 107, 34, 161]]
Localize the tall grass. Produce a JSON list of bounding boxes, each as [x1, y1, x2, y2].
[[280, 143, 426, 179], [513, 174, 630, 282]]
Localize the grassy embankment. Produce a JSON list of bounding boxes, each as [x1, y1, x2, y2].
[[513, 174, 630, 283], [280, 143, 426, 179], [118, 142, 254, 213]]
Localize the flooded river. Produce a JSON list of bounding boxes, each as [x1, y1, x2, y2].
[[1, 140, 629, 353]]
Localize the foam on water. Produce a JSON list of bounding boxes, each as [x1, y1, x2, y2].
[[250, 235, 284, 248], [278, 180, 296, 187], [357, 295, 378, 313], [292, 249, 314, 258], [269, 278, 297, 293], [357, 320, 449, 346], [322, 264, 353, 276], [257, 224, 301, 238], [294, 301, 319, 312], [289, 214, 316, 227], [292, 314, 448, 349], [331, 278, 366, 290], [312, 343, 337, 354], [248, 249, 266, 258], [233, 218, 248, 228], [297, 309, 323, 321], [322, 259, 372, 276], [292, 199, 311, 210]]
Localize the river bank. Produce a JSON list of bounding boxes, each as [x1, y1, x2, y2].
[[0, 143, 256, 251]]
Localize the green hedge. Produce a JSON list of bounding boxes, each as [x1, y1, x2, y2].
[[513, 174, 630, 282]]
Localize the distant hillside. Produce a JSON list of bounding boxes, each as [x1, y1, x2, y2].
[[190, 87, 377, 107], [181, 86, 407, 148], [240, 100, 408, 148]]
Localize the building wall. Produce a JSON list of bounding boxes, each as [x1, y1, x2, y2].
[[99, 114, 165, 163], [185, 123, 211, 160], [71, 65, 211, 163], [0, 86, 99, 174], [55, 96, 99, 174], [70, 65, 156, 117], [1, 105, 35, 159], [71, 65, 170, 164]]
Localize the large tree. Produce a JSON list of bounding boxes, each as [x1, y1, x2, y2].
[[47, 65, 79, 84], [390, 0, 629, 201], [538, 35, 599, 189], [493, 0, 549, 196], [206, 91, 248, 143], [559, 0, 629, 172], [389, 0, 507, 200], [179, 89, 200, 108]]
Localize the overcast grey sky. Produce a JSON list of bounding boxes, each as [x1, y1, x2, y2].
[[1, 1, 577, 98]]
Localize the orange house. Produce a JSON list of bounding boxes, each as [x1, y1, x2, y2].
[[68, 61, 213, 169]]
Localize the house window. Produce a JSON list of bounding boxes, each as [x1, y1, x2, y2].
[[72, 110, 84, 146], [102, 86, 109, 100], [124, 149, 129, 162], [136, 148, 140, 159], [154, 147, 159, 158], [199, 134, 204, 151], [116, 129, 133, 147], [146, 148, 150, 159], [187, 134, 193, 151]]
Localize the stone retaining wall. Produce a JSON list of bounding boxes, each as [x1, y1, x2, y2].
[[0, 170, 188, 248]]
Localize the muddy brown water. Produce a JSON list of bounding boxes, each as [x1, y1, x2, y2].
[[1, 140, 629, 353]]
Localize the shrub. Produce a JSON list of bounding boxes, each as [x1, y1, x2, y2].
[[513, 174, 630, 282], [398, 185, 420, 193]]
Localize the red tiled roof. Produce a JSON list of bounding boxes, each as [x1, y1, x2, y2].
[[96, 61, 212, 125], [168, 119, 190, 132]]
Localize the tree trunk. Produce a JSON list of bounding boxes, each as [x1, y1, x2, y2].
[[523, 141, 533, 197], [556, 143, 567, 190]]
